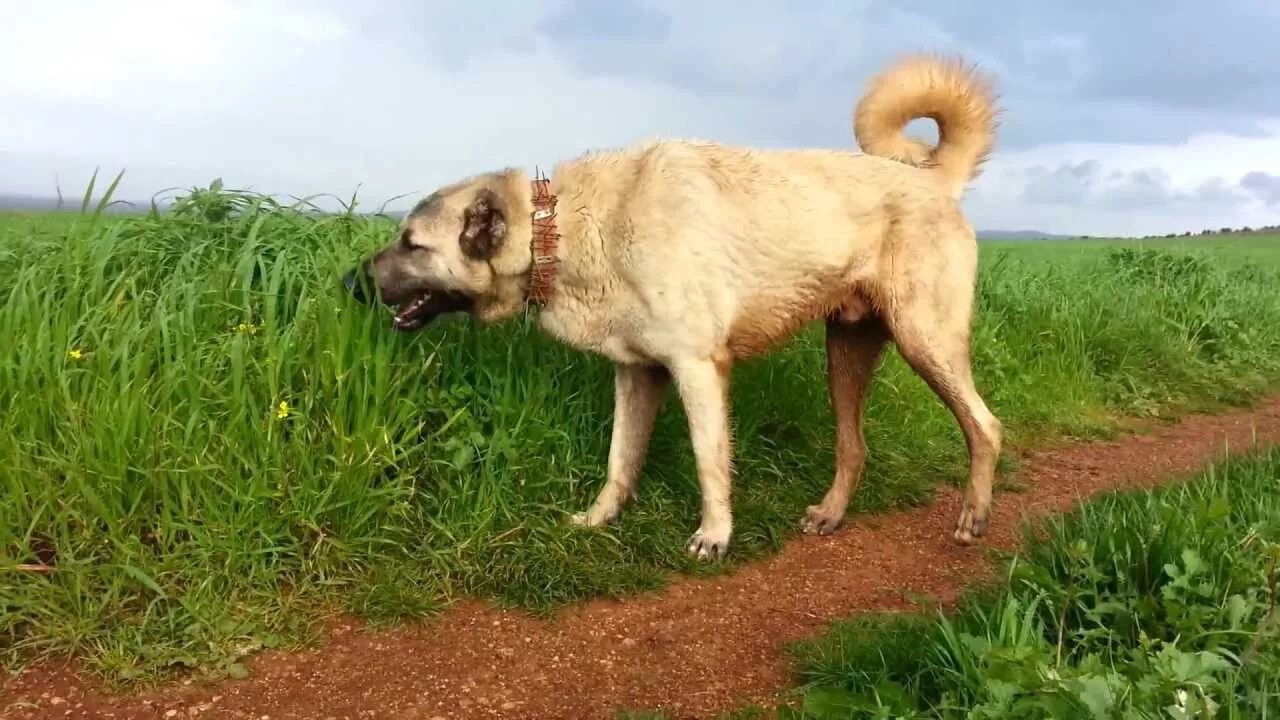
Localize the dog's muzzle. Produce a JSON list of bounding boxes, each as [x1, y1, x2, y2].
[[340, 260, 472, 332], [342, 262, 377, 305]]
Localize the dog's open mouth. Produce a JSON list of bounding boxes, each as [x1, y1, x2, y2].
[[391, 290, 471, 331]]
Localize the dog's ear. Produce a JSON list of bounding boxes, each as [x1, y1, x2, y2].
[[459, 190, 507, 260]]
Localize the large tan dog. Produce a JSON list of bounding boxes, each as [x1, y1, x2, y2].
[[344, 54, 1003, 560]]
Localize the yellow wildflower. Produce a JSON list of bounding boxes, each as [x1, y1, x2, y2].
[[67, 348, 84, 360], [275, 401, 290, 420]]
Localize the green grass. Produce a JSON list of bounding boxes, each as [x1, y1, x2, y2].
[[3, 180, 1280, 685], [742, 445, 1280, 719], [982, 233, 1280, 270]]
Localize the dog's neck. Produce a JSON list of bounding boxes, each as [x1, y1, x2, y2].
[[527, 177, 559, 304]]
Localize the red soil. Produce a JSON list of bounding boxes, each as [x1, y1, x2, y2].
[[6, 396, 1280, 720]]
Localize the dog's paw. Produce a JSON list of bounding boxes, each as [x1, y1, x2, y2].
[[569, 505, 617, 528], [801, 504, 844, 536], [953, 503, 989, 545], [686, 524, 731, 561]]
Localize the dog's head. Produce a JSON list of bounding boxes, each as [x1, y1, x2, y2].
[[343, 170, 535, 330]]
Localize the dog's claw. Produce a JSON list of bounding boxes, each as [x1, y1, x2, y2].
[[953, 504, 989, 545], [569, 507, 617, 528], [801, 505, 844, 535], [686, 529, 729, 561]]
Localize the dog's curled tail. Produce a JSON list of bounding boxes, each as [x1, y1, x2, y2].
[[853, 54, 999, 198]]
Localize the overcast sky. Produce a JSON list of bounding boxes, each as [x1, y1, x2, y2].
[[4, 1, 1280, 236]]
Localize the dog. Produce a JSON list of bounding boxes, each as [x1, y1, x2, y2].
[[344, 54, 1004, 560]]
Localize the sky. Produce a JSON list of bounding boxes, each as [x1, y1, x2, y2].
[[3, 0, 1280, 236]]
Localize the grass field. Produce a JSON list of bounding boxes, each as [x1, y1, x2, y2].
[[3, 183, 1280, 683], [626, 447, 1280, 719], [770, 446, 1280, 719]]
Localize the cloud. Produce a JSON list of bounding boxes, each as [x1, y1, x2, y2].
[[0, 1, 349, 112], [1195, 177, 1253, 207], [874, 2, 1280, 145], [1020, 161, 1251, 212], [962, 128, 1280, 235], [537, 0, 883, 97], [538, 1, 670, 49], [0, 3, 764, 208], [507, 0, 1280, 149], [1241, 172, 1280, 206], [1023, 160, 1099, 205], [3, 1, 1280, 237]]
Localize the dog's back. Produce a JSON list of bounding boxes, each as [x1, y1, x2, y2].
[[547, 55, 998, 359]]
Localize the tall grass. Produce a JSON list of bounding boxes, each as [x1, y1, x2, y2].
[[778, 447, 1280, 719], [3, 183, 1280, 681]]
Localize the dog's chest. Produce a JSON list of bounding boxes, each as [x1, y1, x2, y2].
[[537, 301, 651, 365]]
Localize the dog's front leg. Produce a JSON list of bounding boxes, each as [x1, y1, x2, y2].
[[571, 363, 669, 527], [671, 356, 733, 560]]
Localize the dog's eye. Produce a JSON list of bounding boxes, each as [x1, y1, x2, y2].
[[399, 229, 429, 252]]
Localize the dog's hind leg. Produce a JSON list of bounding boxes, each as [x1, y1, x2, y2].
[[802, 314, 889, 535], [571, 363, 669, 527], [884, 268, 1003, 544]]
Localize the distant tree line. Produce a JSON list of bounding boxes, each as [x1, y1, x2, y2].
[[1140, 224, 1280, 240]]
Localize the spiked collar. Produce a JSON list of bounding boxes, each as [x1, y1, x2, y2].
[[527, 176, 559, 304]]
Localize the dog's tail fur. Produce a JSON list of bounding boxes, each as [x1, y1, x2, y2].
[[853, 54, 999, 198]]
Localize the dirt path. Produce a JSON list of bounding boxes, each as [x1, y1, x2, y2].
[[7, 397, 1280, 720]]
